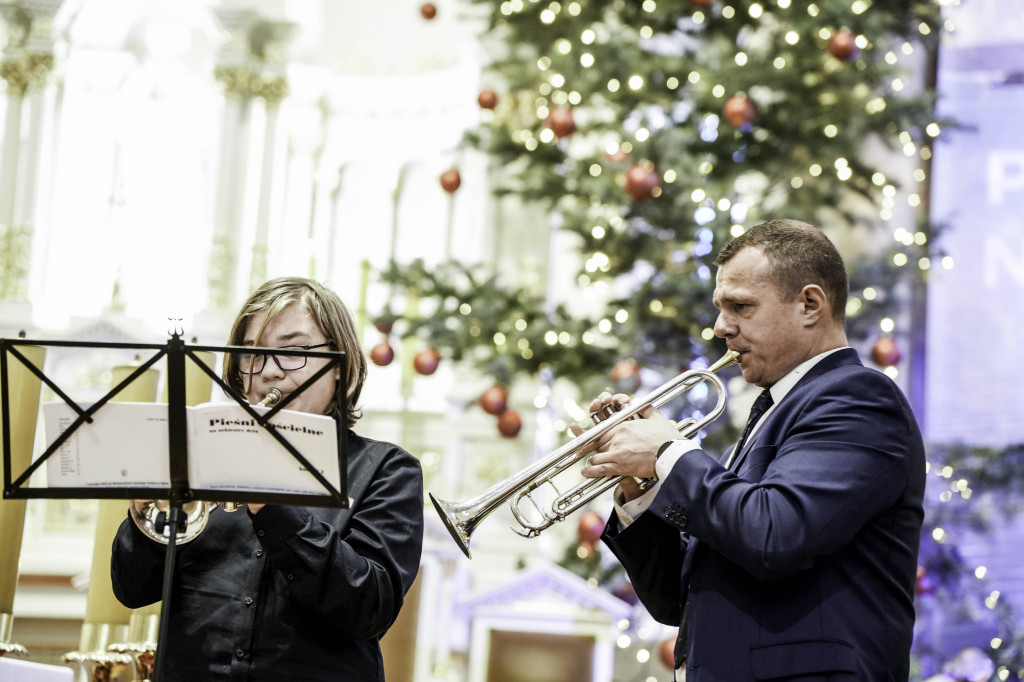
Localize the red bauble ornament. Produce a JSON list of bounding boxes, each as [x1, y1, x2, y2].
[[497, 409, 522, 438], [688, 0, 714, 7], [723, 95, 755, 128], [420, 3, 437, 20], [479, 385, 508, 416], [828, 28, 860, 62], [440, 168, 461, 194], [610, 358, 642, 394], [369, 340, 395, 367], [577, 510, 605, 543], [546, 105, 577, 138], [624, 163, 660, 201], [374, 318, 395, 335], [658, 637, 677, 669], [871, 337, 901, 367], [413, 347, 441, 375], [477, 88, 498, 110]]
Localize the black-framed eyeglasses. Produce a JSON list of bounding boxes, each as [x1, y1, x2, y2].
[[234, 342, 334, 375]]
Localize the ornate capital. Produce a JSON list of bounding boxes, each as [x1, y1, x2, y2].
[[213, 65, 288, 106], [0, 53, 54, 97]]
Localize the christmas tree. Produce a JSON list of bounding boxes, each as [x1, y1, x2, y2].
[[380, 0, 941, 435], [380, 2, 1024, 680]]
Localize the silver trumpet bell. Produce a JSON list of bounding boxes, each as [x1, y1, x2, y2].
[[129, 388, 282, 544], [130, 500, 219, 544], [429, 350, 739, 559]]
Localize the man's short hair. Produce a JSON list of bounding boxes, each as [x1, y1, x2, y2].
[[714, 219, 849, 323]]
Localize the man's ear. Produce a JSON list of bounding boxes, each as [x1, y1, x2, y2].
[[800, 285, 828, 326]]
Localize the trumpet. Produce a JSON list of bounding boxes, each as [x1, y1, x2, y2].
[[129, 388, 282, 544], [429, 350, 739, 558]]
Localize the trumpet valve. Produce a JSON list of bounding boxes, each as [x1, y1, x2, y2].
[[221, 502, 242, 512]]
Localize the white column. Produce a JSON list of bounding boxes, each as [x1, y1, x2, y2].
[[207, 79, 253, 311], [246, 19, 295, 291], [204, 8, 259, 313], [0, 1, 63, 324]]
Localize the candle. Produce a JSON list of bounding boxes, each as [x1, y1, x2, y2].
[[0, 345, 45, 615], [83, 501, 135, 628], [161, 349, 215, 407], [110, 361, 159, 404], [83, 361, 160, 629]]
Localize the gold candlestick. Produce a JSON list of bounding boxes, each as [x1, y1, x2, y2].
[[108, 608, 159, 682], [0, 613, 28, 656], [0, 344, 45, 656], [62, 649, 133, 681]]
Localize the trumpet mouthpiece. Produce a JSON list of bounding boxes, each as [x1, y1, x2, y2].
[[257, 387, 282, 408]]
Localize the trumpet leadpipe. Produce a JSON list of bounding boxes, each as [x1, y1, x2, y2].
[[257, 387, 281, 408]]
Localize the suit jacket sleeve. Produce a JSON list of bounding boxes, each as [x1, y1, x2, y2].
[[602, 508, 693, 626]]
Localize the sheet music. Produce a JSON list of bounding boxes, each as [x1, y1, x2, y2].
[[42, 402, 340, 496], [43, 402, 170, 487], [189, 403, 340, 494]]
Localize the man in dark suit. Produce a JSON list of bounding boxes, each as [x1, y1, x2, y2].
[[580, 220, 925, 680]]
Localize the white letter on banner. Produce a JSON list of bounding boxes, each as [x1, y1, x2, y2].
[[983, 235, 1024, 290], [987, 151, 1024, 205]]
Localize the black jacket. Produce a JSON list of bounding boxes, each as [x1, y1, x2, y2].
[[111, 430, 424, 681]]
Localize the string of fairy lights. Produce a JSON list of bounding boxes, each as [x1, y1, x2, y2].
[[486, 1, 951, 373]]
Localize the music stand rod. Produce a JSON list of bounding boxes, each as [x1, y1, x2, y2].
[[153, 332, 190, 682]]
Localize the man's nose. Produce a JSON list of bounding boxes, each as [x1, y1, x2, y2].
[[713, 313, 732, 338]]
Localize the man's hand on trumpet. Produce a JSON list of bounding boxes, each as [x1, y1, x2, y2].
[[573, 391, 686, 502]]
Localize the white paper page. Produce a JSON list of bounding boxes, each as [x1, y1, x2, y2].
[[43, 402, 171, 487], [188, 403, 341, 496]]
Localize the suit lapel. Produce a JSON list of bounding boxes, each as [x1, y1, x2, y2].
[[728, 348, 862, 473]]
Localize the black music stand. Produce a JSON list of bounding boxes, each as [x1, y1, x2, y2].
[[1, 331, 349, 682]]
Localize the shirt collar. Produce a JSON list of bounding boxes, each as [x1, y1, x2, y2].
[[766, 347, 849, 406]]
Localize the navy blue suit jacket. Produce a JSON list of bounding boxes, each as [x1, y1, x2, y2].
[[603, 348, 925, 681]]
